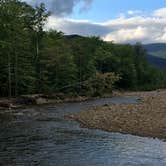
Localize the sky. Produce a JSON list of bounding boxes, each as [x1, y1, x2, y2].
[[24, 0, 166, 44]]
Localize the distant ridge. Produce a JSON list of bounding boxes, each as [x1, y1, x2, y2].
[[143, 43, 166, 68], [144, 43, 166, 52], [64, 34, 83, 39], [146, 54, 166, 68]]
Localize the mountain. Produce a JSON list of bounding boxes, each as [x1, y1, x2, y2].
[[146, 54, 166, 68], [144, 43, 166, 52], [143, 43, 166, 68], [64, 34, 83, 39]]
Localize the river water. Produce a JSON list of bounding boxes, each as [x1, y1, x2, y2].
[[0, 96, 166, 166]]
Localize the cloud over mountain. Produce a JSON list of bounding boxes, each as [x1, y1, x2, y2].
[[45, 8, 166, 44]]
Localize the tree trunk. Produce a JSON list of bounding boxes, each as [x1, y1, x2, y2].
[[15, 50, 18, 97], [8, 52, 11, 98]]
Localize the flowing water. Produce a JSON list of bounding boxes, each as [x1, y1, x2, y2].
[[0, 96, 166, 166]]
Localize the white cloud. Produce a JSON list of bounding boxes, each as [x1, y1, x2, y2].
[[127, 10, 142, 15], [45, 8, 166, 44], [104, 26, 149, 43], [102, 16, 166, 43], [45, 16, 110, 37], [153, 8, 166, 17]]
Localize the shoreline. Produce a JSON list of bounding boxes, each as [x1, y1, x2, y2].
[[0, 93, 116, 123], [0, 95, 91, 110], [68, 90, 166, 141], [0, 93, 116, 110]]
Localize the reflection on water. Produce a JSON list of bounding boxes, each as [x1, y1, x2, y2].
[[0, 96, 166, 166]]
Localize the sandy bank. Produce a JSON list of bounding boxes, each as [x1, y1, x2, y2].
[[68, 90, 166, 140]]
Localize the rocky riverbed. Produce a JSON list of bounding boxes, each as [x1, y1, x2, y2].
[[68, 90, 166, 140]]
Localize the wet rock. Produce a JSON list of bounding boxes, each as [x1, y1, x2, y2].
[[36, 98, 48, 104], [19, 94, 49, 105], [0, 101, 12, 108]]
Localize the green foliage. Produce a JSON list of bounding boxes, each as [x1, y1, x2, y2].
[[0, 0, 36, 96], [40, 32, 78, 93], [84, 72, 120, 96], [0, 0, 166, 98]]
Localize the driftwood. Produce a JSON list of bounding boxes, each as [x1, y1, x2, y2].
[[19, 94, 49, 105], [0, 100, 14, 109]]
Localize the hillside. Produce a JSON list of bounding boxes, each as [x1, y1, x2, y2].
[[144, 43, 166, 54], [146, 54, 166, 68], [143, 43, 166, 68]]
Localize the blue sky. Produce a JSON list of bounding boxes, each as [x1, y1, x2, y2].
[[72, 0, 166, 21]]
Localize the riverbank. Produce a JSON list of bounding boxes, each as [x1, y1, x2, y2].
[[0, 94, 92, 110], [68, 90, 166, 140], [0, 93, 117, 122], [0, 92, 117, 110]]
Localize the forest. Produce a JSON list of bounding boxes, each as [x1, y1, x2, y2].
[[0, 0, 166, 98]]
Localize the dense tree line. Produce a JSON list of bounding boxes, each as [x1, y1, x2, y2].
[[0, 0, 166, 98]]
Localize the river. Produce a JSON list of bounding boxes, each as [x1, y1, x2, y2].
[[0, 96, 166, 166]]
